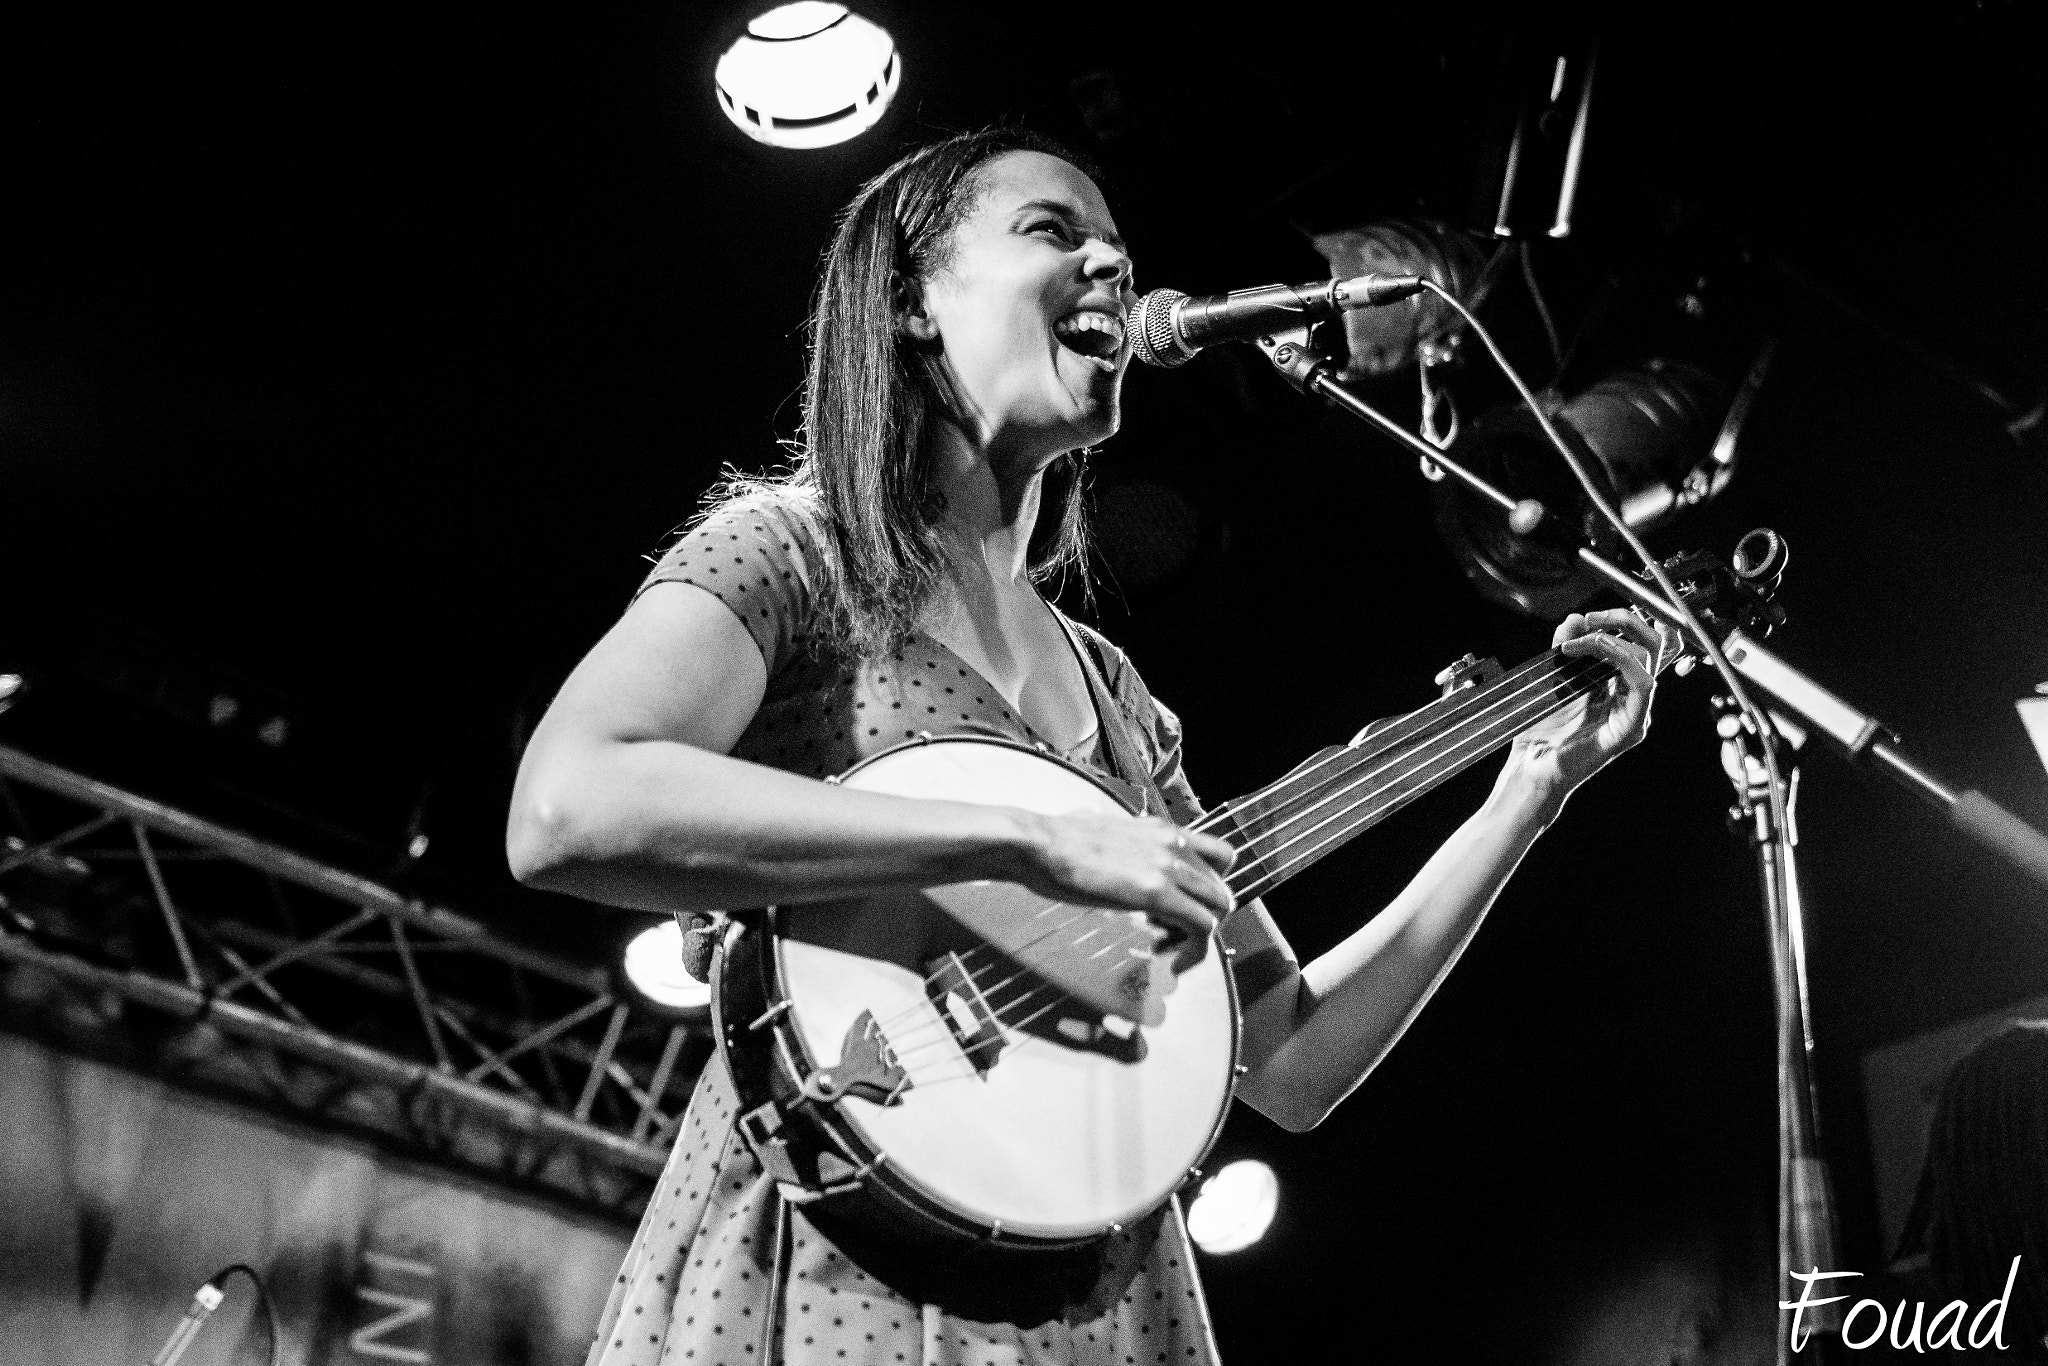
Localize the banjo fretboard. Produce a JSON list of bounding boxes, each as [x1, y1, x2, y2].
[[1211, 648, 1620, 903]]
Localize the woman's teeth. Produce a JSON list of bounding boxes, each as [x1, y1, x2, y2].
[[1053, 311, 1126, 362]]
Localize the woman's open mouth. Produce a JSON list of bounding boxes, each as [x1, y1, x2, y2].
[[1052, 309, 1126, 373]]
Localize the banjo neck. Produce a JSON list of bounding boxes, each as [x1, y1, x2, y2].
[[1208, 643, 1654, 904]]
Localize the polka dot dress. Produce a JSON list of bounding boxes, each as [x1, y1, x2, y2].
[[631, 497, 1178, 790], [582, 493, 1219, 1366]]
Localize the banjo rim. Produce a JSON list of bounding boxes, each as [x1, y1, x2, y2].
[[716, 731, 1243, 1250]]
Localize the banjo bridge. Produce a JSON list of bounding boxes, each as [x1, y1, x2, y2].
[[926, 950, 1150, 1069], [926, 951, 1009, 1074]]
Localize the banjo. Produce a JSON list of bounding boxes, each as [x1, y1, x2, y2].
[[713, 554, 1777, 1255]]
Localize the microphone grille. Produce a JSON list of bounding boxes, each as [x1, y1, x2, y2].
[[1131, 289, 1194, 369]]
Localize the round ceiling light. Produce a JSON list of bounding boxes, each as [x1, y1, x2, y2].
[[622, 919, 713, 1014], [714, 3, 900, 150]]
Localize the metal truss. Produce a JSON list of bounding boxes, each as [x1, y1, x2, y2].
[[0, 743, 703, 1220]]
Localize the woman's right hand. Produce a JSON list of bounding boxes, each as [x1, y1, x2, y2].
[[1006, 810, 1237, 966]]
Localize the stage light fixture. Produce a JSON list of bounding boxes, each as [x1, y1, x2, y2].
[[1185, 1159, 1279, 1254], [623, 919, 713, 1014], [1433, 358, 1746, 618], [1480, 43, 1599, 240], [1311, 219, 1486, 380], [714, 3, 899, 150]]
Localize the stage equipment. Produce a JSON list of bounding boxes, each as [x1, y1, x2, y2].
[[624, 917, 713, 1016], [2020, 692, 2048, 778], [710, 590, 1764, 1253], [1185, 1159, 1279, 1255], [0, 744, 701, 1219], [1245, 285, 2048, 1364], [1432, 353, 1761, 618], [1130, 273, 1425, 369], [714, 3, 898, 150], [1715, 691, 1842, 1351], [149, 1281, 222, 1366], [150, 1264, 280, 1366], [1477, 41, 1598, 240], [1309, 220, 1488, 380]]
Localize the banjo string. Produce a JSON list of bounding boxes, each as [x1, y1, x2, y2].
[[1210, 653, 1593, 871], [834, 652, 1605, 1063], [863, 658, 1597, 1062], [1224, 660, 1602, 901]]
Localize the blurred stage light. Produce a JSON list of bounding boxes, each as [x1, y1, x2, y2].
[[1433, 358, 1744, 618], [1185, 1159, 1279, 1254], [1311, 219, 1486, 379], [623, 919, 713, 1014], [715, 3, 899, 150], [2019, 694, 2048, 779]]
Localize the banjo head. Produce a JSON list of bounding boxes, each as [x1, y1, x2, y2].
[[754, 735, 1239, 1245]]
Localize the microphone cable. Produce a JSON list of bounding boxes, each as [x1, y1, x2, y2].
[[1414, 271, 1858, 1336], [1413, 276, 1794, 914], [149, 1262, 284, 1366]]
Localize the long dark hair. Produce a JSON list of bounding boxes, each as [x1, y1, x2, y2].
[[714, 128, 1100, 659]]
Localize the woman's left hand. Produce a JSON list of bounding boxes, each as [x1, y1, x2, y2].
[[1507, 607, 1669, 805]]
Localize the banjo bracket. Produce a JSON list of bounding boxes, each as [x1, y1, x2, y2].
[[738, 1101, 822, 1203], [735, 1005, 908, 1207], [739, 1100, 888, 1206]]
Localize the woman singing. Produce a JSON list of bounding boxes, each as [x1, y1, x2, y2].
[[508, 127, 1662, 1366]]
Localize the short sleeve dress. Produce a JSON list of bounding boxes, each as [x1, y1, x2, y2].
[[582, 492, 1224, 1366]]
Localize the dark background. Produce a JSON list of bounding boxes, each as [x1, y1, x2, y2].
[[4, 1, 2047, 1360]]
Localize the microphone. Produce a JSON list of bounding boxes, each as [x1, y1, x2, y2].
[[1130, 273, 1426, 369]]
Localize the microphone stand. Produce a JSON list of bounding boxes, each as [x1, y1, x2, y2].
[[1717, 698, 1843, 1359], [1248, 324, 2048, 893], [1250, 324, 2048, 1360]]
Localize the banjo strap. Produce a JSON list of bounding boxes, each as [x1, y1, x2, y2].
[[1048, 610, 1174, 822]]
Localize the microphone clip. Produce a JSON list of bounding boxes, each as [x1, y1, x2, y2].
[[1252, 325, 1329, 395]]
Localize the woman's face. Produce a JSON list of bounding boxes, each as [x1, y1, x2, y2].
[[910, 150, 1135, 469]]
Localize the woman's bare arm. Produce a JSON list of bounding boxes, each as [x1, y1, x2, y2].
[[1224, 610, 1665, 1132], [1224, 763, 1557, 1132], [507, 581, 1236, 927]]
